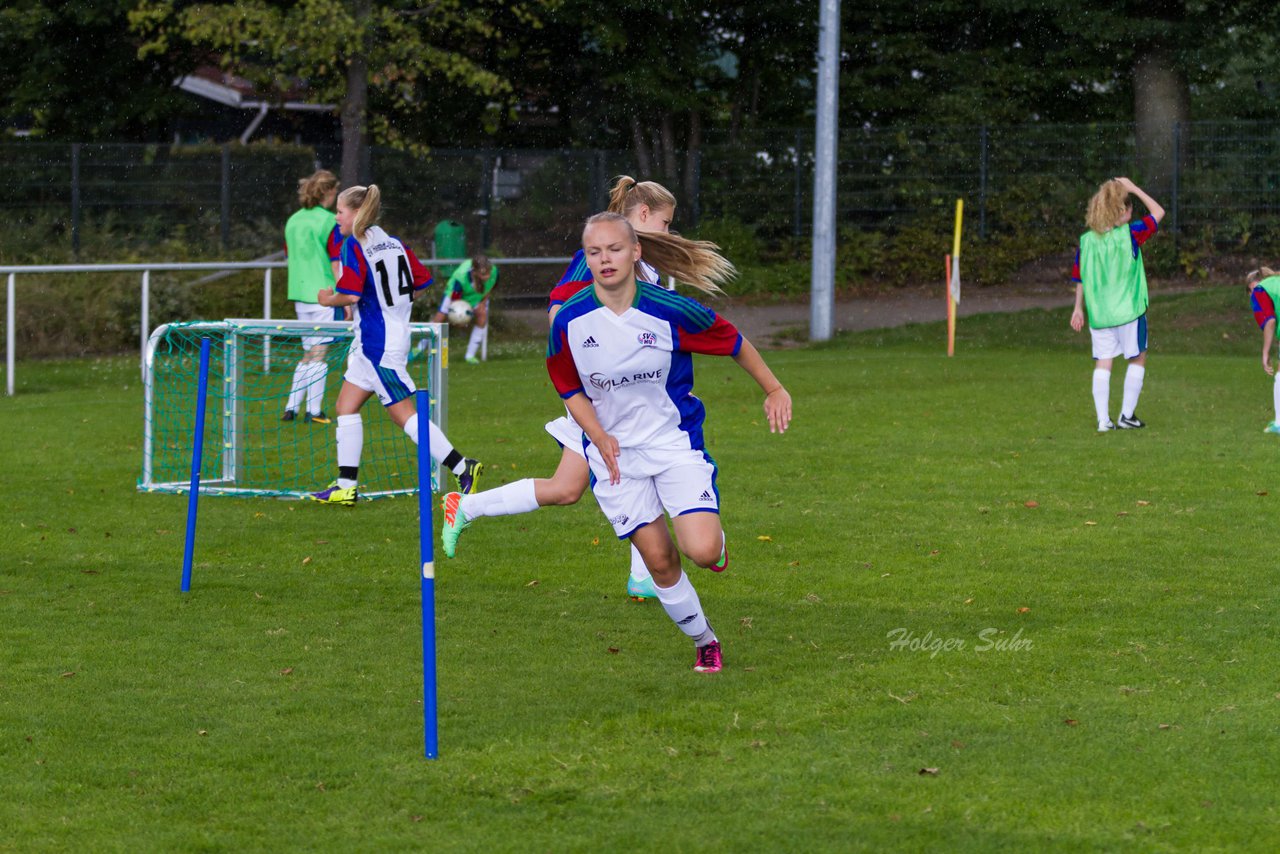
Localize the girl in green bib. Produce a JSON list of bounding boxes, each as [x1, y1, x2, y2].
[[1246, 267, 1280, 433], [432, 253, 498, 364], [1070, 177, 1164, 432]]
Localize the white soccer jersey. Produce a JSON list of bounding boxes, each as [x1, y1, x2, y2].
[[335, 225, 432, 366], [547, 283, 741, 455]]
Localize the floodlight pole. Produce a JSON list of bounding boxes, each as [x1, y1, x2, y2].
[[810, 0, 840, 342]]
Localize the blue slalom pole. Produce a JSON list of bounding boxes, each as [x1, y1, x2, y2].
[[416, 388, 439, 759], [180, 337, 212, 592]]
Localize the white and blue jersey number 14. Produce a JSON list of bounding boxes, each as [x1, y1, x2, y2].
[[372, 252, 414, 309]]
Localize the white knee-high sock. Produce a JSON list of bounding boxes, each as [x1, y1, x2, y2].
[[336, 414, 363, 487], [402, 414, 462, 470], [286, 362, 308, 412], [1121, 364, 1145, 419], [465, 325, 486, 360], [1092, 368, 1111, 425], [458, 479, 538, 519], [653, 571, 716, 646], [1273, 374, 1280, 422], [628, 543, 652, 582], [305, 361, 329, 414]]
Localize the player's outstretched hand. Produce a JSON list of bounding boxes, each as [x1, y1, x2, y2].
[[764, 387, 792, 434], [1070, 308, 1084, 332]]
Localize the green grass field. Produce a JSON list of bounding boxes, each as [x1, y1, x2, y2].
[[2, 286, 1277, 852]]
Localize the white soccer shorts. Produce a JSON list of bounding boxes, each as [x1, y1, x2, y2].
[[1090, 314, 1148, 360], [588, 446, 720, 539], [294, 301, 341, 351], [343, 349, 416, 407], [544, 414, 586, 458]]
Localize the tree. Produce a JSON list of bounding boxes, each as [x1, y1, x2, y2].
[[0, 0, 192, 139], [130, 0, 536, 185]]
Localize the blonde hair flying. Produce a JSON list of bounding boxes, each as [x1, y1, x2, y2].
[[583, 212, 735, 295]]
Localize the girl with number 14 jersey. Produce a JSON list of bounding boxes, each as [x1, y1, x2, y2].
[[310, 184, 483, 505]]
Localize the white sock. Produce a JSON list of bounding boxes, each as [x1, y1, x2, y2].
[[1092, 368, 1111, 425], [459, 479, 538, 519], [652, 571, 716, 646], [465, 325, 486, 360], [628, 543, 652, 582], [305, 361, 329, 415], [402, 414, 461, 468], [286, 362, 308, 412], [336, 414, 363, 486], [1274, 374, 1280, 423], [1121, 364, 1145, 419]]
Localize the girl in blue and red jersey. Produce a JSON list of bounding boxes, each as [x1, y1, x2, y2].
[[1070, 176, 1164, 432], [440, 177, 732, 603], [1246, 267, 1280, 434], [310, 184, 482, 504], [541, 212, 791, 673]]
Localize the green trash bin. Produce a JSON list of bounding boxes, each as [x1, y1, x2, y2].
[[433, 220, 467, 282]]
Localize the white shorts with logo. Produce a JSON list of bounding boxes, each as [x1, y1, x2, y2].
[[588, 445, 720, 539], [294, 301, 341, 351], [343, 349, 416, 407], [1090, 314, 1148, 360], [544, 413, 586, 458]]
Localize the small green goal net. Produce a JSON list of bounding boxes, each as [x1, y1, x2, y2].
[[140, 319, 447, 499]]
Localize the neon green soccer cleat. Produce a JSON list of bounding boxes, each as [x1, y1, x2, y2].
[[441, 491, 471, 558], [310, 481, 357, 505], [455, 458, 483, 495]]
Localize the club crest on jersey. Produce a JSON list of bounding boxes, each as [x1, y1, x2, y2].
[[589, 369, 665, 392], [637, 331, 658, 347]]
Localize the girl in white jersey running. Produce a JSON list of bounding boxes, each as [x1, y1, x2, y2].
[[310, 184, 483, 505], [543, 212, 791, 673], [440, 177, 733, 603]]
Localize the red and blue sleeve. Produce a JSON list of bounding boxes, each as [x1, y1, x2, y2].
[[1071, 249, 1081, 283], [336, 241, 367, 296], [1252, 287, 1276, 330], [546, 323, 583, 399], [548, 279, 591, 311], [327, 225, 343, 260], [679, 314, 742, 356], [403, 246, 434, 291], [1130, 215, 1159, 249]]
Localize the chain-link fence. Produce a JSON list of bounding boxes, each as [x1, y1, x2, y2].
[[9, 121, 1280, 257]]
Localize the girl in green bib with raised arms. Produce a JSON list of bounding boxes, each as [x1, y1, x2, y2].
[[1246, 267, 1280, 434], [1070, 177, 1165, 432], [432, 253, 498, 364]]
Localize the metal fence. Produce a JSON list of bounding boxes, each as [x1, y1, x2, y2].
[[9, 122, 1280, 258]]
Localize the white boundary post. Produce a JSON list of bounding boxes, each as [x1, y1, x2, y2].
[[140, 269, 150, 379], [6, 273, 14, 397]]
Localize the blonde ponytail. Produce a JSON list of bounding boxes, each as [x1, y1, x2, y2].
[[338, 184, 382, 240]]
